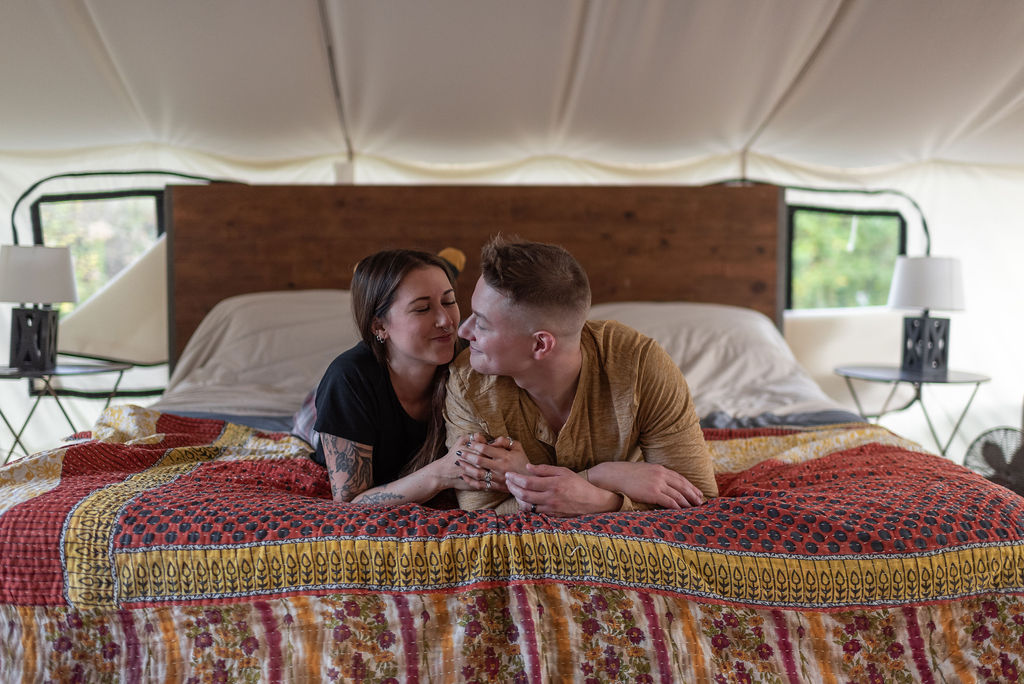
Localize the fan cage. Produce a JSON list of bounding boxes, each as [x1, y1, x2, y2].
[[964, 427, 1024, 494]]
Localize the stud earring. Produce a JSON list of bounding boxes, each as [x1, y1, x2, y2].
[[375, 333, 385, 343]]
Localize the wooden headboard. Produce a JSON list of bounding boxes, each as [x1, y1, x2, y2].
[[166, 183, 784, 365]]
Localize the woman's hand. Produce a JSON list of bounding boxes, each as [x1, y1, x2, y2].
[[454, 434, 530, 493], [425, 432, 490, 492], [587, 461, 706, 509]]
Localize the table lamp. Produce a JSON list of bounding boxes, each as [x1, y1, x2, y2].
[[0, 245, 78, 371], [887, 255, 964, 378]]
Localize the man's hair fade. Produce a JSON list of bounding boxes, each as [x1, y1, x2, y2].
[[479, 235, 591, 334]]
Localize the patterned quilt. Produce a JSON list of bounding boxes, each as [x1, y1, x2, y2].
[[2, 405, 1023, 682]]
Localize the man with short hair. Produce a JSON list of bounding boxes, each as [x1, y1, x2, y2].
[[446, 235, 718, 516]]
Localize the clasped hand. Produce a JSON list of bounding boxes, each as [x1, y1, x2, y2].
[[453, 437, 612, 515], [452, 433, 529, 493], [448, 436, 707, 516]]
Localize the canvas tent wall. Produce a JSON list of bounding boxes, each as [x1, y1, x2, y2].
[[1, 0, 1022, 458]]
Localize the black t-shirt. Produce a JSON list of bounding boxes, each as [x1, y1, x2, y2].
[[312, 342, 427, 486]]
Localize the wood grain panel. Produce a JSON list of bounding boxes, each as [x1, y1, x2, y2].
[[166, 184, 782, 364]]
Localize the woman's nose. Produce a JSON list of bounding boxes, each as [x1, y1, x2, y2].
[[438, 308, 456, 330], [458, 317, 473, 339]]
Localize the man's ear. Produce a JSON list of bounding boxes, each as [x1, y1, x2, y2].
[[531, 330, 557, 359]]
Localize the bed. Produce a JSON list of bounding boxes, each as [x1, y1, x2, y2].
[[2, 184, 1023, 682]]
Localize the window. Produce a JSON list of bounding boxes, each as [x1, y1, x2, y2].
[[787, 206, 906, 310], [31, 191, 163, 313]]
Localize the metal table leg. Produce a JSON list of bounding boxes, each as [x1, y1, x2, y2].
[[37, 376, 79, 435], [104, 370, 126, 409], [9, 388, 47, 461], [843, 376, 868, 419], [843, 376, 919, 421], [1, 407, 30, 464], [917, 381, 983, 456]]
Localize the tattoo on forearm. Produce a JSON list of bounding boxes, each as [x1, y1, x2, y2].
[[322, 436, 373, 501], [354, 491, 407, 506]]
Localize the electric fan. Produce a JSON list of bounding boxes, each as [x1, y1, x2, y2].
[[964, 401, 1024, 495]]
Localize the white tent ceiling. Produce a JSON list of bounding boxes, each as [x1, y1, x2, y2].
[[3, 0, 1023, 178]]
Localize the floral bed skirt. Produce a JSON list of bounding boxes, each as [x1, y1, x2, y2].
[[4, 583, 1023, 683]]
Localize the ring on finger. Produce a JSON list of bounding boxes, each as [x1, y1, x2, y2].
[[530, 503, 537, 513], [485, 480, 492, 490], [484, 470, 492, 484], [507, 438, 515, 451]]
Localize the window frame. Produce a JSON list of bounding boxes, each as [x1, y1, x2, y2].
[[28, 189, 165, 245], [24, 189, 169, 398], [785, 204, 908, 310]]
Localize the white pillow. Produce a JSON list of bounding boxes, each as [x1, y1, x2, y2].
[[587, 301, 843, 417], [155, 290, 359, 415], [156, 295, 843, 419]]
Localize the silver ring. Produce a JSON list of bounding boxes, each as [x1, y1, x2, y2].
[[530, 503, 537, 513], [484, 470, 492, 484], [507, 439, 515, 451], [485, 480, 492, 490]]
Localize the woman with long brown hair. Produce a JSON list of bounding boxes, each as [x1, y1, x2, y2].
[[311, 249, 478, 505]]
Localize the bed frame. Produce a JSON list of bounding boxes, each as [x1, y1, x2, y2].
[[165, 183, 784, 365]]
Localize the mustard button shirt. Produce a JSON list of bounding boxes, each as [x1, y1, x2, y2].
[[446, 319, 718, 513]]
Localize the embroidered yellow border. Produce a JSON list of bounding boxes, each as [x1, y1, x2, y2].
[[64, 420, 308, 607], [102, 531, 1024, 610]]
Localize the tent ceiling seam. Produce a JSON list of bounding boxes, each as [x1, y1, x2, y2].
[[79, 1, 156, 142], [552, 0, 593, 141], [317, 0, 353, 163], [739, 0, 850, 177], [933, 61, 1024, 159]]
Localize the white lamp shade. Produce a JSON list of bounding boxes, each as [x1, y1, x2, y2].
[[887, 256, 965, 311], [0, 245, 78, 305]]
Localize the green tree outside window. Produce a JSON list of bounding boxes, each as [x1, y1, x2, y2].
[[789, 208, 905, 310], [38, 196, 160, 314]]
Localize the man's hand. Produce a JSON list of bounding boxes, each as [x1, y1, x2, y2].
[[505, 464, 622, 516], [587, 461, 706, 509]]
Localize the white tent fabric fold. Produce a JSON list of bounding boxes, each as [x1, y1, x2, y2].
[[58, 235, 167, 365]]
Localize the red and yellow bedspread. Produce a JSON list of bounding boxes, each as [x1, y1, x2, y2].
[[2, 405, 1023, 682]]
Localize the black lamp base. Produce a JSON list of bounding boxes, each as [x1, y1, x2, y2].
[[10, 306, 59, 371], [901, 314, 949, 378]]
